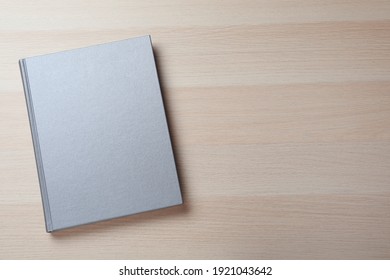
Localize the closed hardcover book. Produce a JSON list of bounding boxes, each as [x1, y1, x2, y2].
[[19, 35, 182, 232]]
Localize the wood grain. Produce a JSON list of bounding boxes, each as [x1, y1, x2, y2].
[[0, 0, 389, 259]]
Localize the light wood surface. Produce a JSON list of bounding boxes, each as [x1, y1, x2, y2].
[[1, 0, 390, 259]]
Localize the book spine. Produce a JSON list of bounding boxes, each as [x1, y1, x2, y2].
[[19, 59, 53, 232]]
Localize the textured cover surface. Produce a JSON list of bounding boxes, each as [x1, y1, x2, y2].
[[19, 36, 182, 232]]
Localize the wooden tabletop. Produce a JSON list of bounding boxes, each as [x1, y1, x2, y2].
[[1, 0, 389, 259]]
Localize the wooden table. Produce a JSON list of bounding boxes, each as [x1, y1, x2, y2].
[[1, 0, 389, 259]]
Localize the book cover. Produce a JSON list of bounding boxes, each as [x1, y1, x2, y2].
[[19, 35, 182, 232]]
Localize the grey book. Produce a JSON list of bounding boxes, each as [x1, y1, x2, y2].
[[19, 35, 182, 232]]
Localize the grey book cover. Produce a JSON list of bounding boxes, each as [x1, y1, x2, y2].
[[19, 35, 182, 232]]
